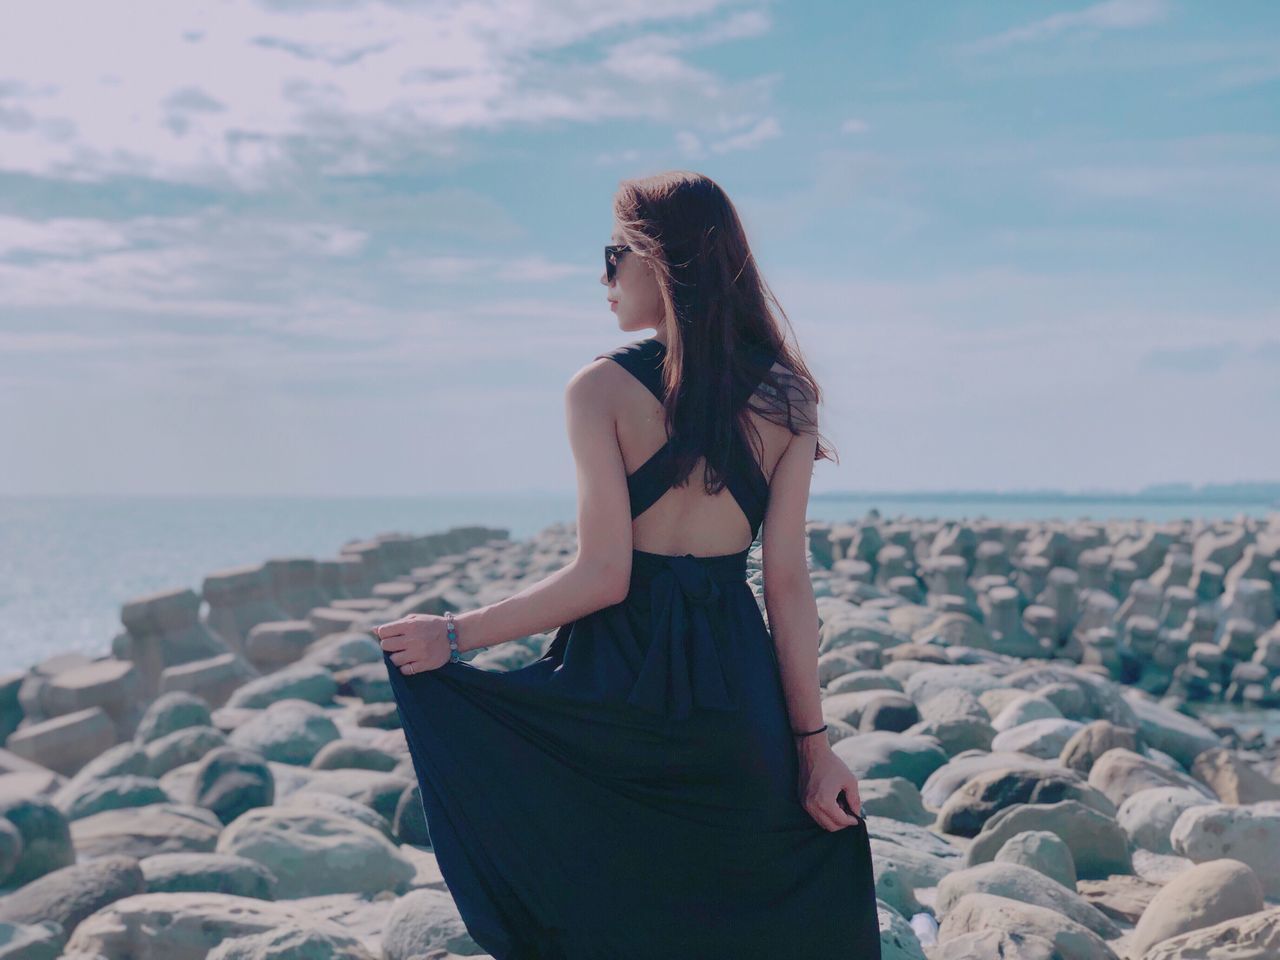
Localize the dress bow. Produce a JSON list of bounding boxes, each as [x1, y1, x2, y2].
[[626, 554, 737, 720]]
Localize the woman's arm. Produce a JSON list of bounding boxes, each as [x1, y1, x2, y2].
[[760, 421, 826, 736], [760, 391, 865, 830], [452, 358, 635, 652]]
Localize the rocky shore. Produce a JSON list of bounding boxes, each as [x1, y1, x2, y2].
[[1, 512, 1279, 959]]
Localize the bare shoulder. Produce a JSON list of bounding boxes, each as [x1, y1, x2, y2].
[[565, 355, 623, 403]]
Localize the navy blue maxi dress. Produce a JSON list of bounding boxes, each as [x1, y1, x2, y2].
[[384, 337, 881, 959]]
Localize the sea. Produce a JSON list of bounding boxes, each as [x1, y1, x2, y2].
[[2, 492, 1277, 734]]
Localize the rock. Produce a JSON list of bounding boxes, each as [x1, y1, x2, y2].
[[0, 794, 73, 886], [118, 588, 237, 700], [0, 920, 63, 959], [990, 717, 1084, 760], [1128, 858, 1264, 958], [965, 799, 1133, 879], [5, 706, 117, 776], [227, 701, 340, 765], [830, 731, 948, 787], [1191, 746, 1280, 804], [40, 659, 142, 739], [208, 925, 376, 960], [1123, 693, 1219, 768], [937, 891, 1118, 960], [381, 888, 482, 960], [858, 692, 920, 732], [302, 633, 382, 673], [1116, 786, 1215, 855], [935, 861, 1120, 940], [145, 725, 228, 777], [392, 783, 430, 846], [0, 818, 20, 885], [990, 693, 1063, 732], [244, 621, 315, 673], [216, 807, 414, 898], [135, 691, 213, 744], [64, 891, 370, 960], [876, 900, 929, 960], [159, 653, 257, 709], [309, 740, 397, 773], [1142, 904, 1280, 960], [1059, 719, 1141, 775], [70, 802, 222, 859], [331, 663, 393, 705], [937, 765, 1109, 838], [140, 852, 277, 900], [291, 768, 411, 822], [928, 928, 1057, 960], [226, 665, 337, 710], [994, 829, 1077, 889], [901, 666, 1006, 706], [855, 777, 933, 826], [191, 747, 275, 825], [1075, 873, 1162, 925], [919, 751, 1063, 810], [56, 774, 171, 821], [1170, 804, 1280, 897], [0, 855, 143, 936], [278, 791, 394, 842], [51, 741, 147, 804], [1088, 747, 1213, 808]]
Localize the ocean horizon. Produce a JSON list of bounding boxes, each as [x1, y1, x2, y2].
[[2, 490, 1276, 676]]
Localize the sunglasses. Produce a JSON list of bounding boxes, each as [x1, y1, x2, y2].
[[604, 244, 632, 283]]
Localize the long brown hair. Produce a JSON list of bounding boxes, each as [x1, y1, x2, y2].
[[612, 170, 838, 496]]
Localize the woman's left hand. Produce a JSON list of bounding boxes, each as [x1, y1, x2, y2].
[[374, 614, 452, 675], [796, 740, 865, 832]]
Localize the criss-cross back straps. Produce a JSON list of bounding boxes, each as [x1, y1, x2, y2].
[[596, 337, 775, 540]]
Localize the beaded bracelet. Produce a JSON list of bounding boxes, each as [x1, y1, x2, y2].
[[445, 611, 461, 663], [792, 723, 828, 738]]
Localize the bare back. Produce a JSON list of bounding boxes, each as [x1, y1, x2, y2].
[[598, 338, 795, 558]]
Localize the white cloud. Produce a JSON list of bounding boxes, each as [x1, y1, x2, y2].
[[962, 0, 1170, 55], [840, 118, 870, 134], [0, 0, 771, 187]]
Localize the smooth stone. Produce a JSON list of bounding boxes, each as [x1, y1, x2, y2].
[[64, 891, 371, 960], [937, 892, 1118, 960], [140, 852, 277, 900], [965, 799, 1133, 879], [994, 829, 1077, 889], [215, 807, 413, 899], [0, 855, 143, 937], [70, 803, 222, 859], [1116, 786, 1215, 855], [935, 861, 1119, 940], [1170, 804, 1280, 897], [1128, 857, 1264, 958]]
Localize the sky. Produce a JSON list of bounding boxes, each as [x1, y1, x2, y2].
[[1, 0, 1277, 497]]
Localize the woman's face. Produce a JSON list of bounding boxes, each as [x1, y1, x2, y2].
[[601, 227, 663, 334]]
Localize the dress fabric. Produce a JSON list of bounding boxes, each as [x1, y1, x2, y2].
[[384, 336, 882, 959]]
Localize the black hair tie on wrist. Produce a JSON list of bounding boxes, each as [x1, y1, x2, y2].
[[792, 723, 828, 738]]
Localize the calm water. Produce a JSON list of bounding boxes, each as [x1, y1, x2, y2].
[[0, 493, 1274, 674]]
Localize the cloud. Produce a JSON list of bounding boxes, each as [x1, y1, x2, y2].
[[675, 115, 781, 156], [1141, 340, 1280, 373], [0, 0, 773, 187], [961, 0, 1170, 55], [840, 118, 870, 134]]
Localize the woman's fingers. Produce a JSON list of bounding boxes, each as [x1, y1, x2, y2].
[[388, 650, 414, 666], [379, 634, 408, 653]]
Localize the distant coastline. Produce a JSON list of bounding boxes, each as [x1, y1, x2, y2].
[[813, 481, 1280, 508]]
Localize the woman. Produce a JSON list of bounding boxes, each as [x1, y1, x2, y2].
[[375, 171, 881, 959]]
